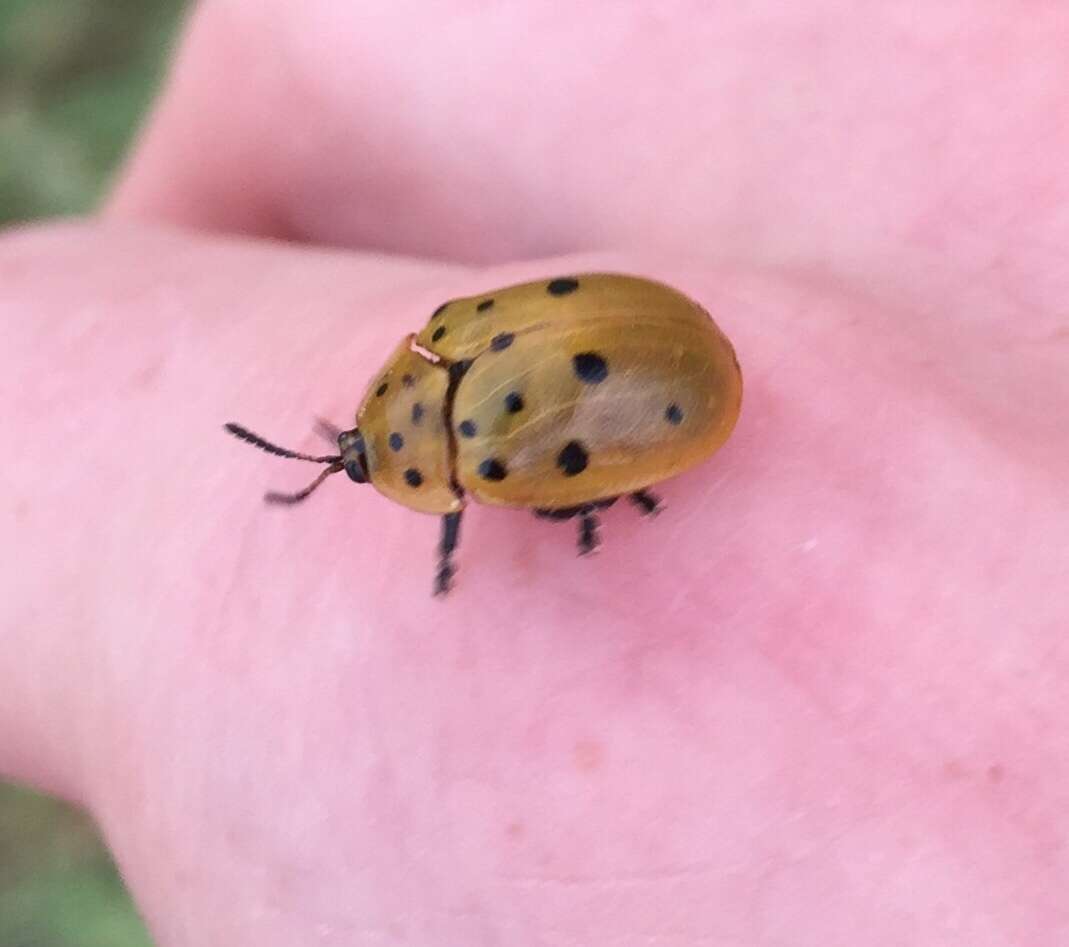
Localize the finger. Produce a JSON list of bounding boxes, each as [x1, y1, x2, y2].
[[108, 0, 1069, 321]]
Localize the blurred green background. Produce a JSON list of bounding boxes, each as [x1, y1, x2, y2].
[[2, 0, 186, 942], [0, 0, 184, 223]]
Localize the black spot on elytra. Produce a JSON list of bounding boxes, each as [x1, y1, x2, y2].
[[404, 468, 423, 487], [557, 440, 589, 476], [547, 277, 579, 295], [490, 332, 514, 352], [665, 403, 684, 425], [376, 382, 389, 397], [432, 326, 447, 342], [572, 352, 608, 383], [477, 298, 495, 312], [431, 302, 449, 319], [504, 391, 524, 413], [411, 402, 425, 424], [389, 432, 404, 451], [458, 419, 477, 438], [478, 458, 508, 481], [402, 373, 415, 388]]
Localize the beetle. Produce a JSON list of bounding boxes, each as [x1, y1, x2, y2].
[[225, 273, 742, 595]]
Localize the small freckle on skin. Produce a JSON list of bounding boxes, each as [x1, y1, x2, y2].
[[573, 739, 603, 772], [944, 760, 1005, 784], [131, 356, 164, 391], [943, 760, 966, 780], [135, 367, 159, 389], [506, 820, 525, 840]]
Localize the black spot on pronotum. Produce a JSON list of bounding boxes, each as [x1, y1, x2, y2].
[[411, 402, 425, 424], [477, 298, 495, 312], [376, 382, 389, 397], [547, 277, 579, 295], [431, 302, 449, 319], [402, 373, 416, 388], [458, 420, 477, 438], [490, 332, 514, 352], [478, 458, 508, 481], [557, 440, 589, 476], [432, 326, 447, 342], [572, 352, 608, 384], [404, 468, 423, 487], [665, 403, 684, 425], [504, 392, 524, 413], [389, 432, 404, 451]]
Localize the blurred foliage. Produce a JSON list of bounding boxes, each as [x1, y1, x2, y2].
[[2, 2, 186, 943], [0, 0, 187, 224], [0, 785, 152, 946]]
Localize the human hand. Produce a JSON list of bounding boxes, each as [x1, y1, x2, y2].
[[4, 2, 1068, 944]]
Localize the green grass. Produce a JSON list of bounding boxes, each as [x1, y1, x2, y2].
[[1, 1, 187, 942]]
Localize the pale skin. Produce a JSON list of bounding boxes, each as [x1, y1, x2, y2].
[[3, 1, 1068, 944]]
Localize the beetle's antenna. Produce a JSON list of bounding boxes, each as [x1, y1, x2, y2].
[[224, 422, 342, 464], [265, 462, 344, 505]]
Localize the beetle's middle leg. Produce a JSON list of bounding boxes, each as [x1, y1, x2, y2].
[[533, 498, 617, 556], [577, 505, 601, 555]]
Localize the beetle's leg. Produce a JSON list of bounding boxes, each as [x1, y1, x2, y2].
[[578, 504, 601, 556], [434, 511, 463, 596], [534, 498, 615, 521], [532, 499, 612, 553], [314, 416, 343, 445], [534, 504, 583, 520], [629, 489, 663, 516]]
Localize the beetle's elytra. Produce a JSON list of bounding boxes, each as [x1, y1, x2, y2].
[[226, 273, 742, 594]]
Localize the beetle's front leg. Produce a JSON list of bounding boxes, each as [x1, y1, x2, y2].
[[434, 511, 463, 596]]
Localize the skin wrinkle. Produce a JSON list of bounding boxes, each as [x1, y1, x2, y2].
[[117, 1, 1060, 307]]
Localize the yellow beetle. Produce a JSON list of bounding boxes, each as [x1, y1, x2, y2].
[[226, 274, 742, 594]]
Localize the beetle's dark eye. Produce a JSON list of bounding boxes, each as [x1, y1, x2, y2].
[[337, 428, 368, 482], [344, 458, 367, 483]]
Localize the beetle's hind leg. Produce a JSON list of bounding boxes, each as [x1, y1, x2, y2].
[[629, 489, 663, 516], [434, 511, 463, 597]]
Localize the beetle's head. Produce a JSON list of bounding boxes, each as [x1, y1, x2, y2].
[[336, 427, 369, 484], [223, 421, 368, 504]]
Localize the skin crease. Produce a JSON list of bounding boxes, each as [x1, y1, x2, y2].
[[2, 1, 1068, 944]]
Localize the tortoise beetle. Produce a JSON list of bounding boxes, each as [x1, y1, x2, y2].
[[226, 274, 742, 594]]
